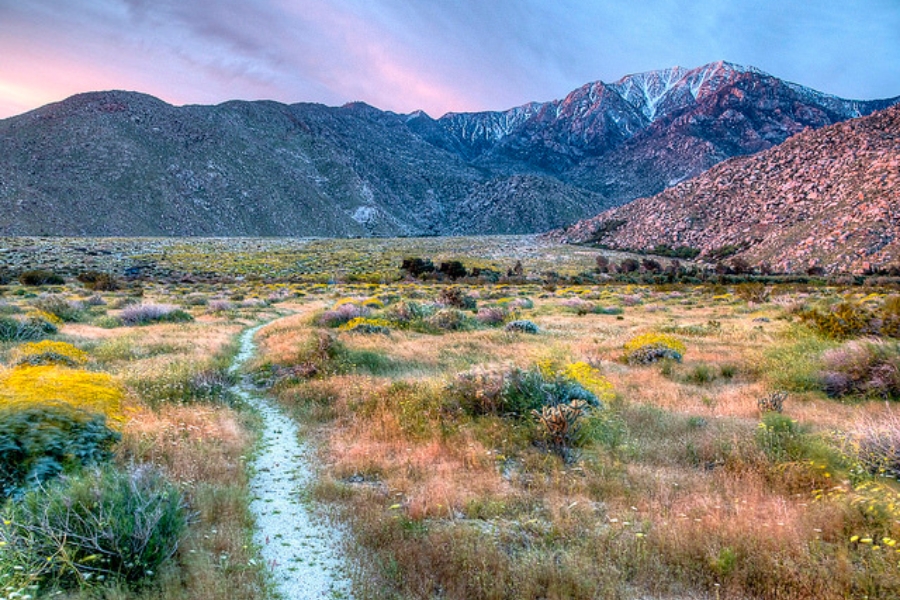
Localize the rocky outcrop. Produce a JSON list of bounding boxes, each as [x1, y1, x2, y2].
[[556, 105, 900, 274]]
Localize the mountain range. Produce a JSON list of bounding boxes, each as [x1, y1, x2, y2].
[[0, 61, 896, 237]]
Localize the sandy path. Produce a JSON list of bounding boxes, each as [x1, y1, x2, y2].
[[230, 323, 354, 600]]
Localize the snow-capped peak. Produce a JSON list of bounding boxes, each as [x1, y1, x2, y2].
[[610, 61, 767, 121]]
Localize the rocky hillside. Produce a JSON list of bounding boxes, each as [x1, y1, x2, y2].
[[556, 104, 900, 274], [0, 61, 896, 236]]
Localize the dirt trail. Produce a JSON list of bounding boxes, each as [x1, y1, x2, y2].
[[230, 322, 354, 599]]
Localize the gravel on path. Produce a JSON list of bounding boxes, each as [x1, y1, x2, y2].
[[230, 323, 354, 600]]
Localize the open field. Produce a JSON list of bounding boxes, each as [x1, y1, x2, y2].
[[2, 237, 900, 599]]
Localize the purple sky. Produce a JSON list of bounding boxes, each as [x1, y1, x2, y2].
[[1, 0, 898, 119]]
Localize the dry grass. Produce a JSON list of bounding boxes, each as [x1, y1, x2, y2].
[[257, 282, 900, 600], [5, 261, 900, 599]]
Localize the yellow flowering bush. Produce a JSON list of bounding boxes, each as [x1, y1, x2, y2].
[[623, 332, 686, 364], [562, 362, 616, 403], [338, 317, 392, 334], [25, 309, 62, 327], [362, 297, 386, 309], [0, 366, 126, 424], [11, 341, 89, 367]]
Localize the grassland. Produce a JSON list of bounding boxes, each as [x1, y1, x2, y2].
[[1, 237, 900, 599]]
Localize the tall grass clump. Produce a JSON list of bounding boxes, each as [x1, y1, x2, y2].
[[125, 361, 234, 407], [846, 414, 900, 479], [762, 326, 837, 392], [0, 465, 188, 590]]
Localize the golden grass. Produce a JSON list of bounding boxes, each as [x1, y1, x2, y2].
[[255, 283, 900, 599]]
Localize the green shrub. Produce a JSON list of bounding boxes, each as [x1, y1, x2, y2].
[[505, 319, 539, 334], [0, 315, 53, 342], [30, 294, 87, 322], [683, 363, 714, 385], [0, 404, 120, 499], [762, 328, 836, 392], [447, 365, 599, 418], [18, 270, 64, 286], [755, 413, 808, 463], [0, 465, 188, 588]]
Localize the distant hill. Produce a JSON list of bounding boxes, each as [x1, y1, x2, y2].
[[0, 61, 895, 236], [555, 104, 900, 274]]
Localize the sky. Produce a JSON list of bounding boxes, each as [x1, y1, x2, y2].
[[1, 0, 899, 120]]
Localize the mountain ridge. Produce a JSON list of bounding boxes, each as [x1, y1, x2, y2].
[[0, 61, 896, 239]]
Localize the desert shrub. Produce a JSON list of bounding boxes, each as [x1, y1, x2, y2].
[[683, 363, 714, 385], [317, 302, 369, 327], [438, 260, 468, 280], [0, 404, 120, 499], [733, 282, 771, 303], [505, 319, 539, 334], [0, 365, 126, 424], [400, 257, 435, 278], [0, 465, 188, 588], [425, 308, 473, 332], [206, 299, 234, 313], [18, 270, 64, 286], [819, 339, 900, 400], [799, 301, 876, 339], [77, 270, 120, 291], [182, 293, 210, 306], [623, 332, 685, 364], [254, 331, 344, 385], [83, 294, 106, 307], [29, 294, 87, 322], [119, 303, 193, 326], [561, 297, 595, 315], [0, 314, 54, 342], [561, 362, 616, 403], [10, 340, 89, 367], [385, 301, 435, 328], [475, 307, 507, 326], [447, 364, 601, 418], [338, 317, 391, 335], [438, 287, 476, 310]]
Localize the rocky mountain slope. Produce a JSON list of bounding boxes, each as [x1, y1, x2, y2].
[[0, 61, 896, 236], [556, 104, 900, 274]]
